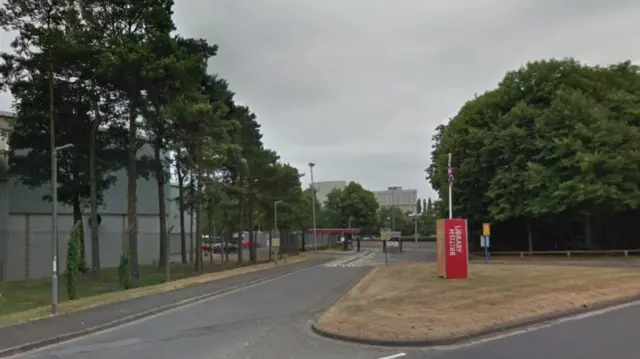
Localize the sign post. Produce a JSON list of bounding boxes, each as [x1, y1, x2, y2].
[[381, 230, 389, 265], [480, 236, 490, 263], [436, 218, 469, 279], [482, 223, 490, 264]]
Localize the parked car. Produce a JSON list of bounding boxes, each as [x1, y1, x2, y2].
[[241, 239, 261, 249], [208, 242, 239, 254]]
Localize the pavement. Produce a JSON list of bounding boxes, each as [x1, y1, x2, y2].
[[4, 243, 640, 359]]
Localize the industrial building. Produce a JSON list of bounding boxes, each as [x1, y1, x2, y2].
[[0, 111, 193, 281], [312, 181, 346, 206], [374, 186, 418, 214]]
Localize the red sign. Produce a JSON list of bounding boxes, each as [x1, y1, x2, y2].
[[444, 218, 468, 279]]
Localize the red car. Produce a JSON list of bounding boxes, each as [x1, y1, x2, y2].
[[241, 239, 261, 249]]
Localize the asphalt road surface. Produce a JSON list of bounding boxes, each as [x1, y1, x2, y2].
[[12, 263, 404, 359], [11, 245, 640, 359]]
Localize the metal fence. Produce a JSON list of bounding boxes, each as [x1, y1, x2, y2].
[[0, 227, 345, 282], [471, 249, 640, 258], [0, 228, 195, 282]]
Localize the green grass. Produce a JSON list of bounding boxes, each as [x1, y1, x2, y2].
[[0, 260, 265, 317]]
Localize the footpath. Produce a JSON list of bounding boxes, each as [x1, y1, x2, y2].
[[0, 257, 331, 357]]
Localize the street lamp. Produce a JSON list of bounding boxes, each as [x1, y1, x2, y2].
[[308, 162, 317, 254], [409, 213, 419, 243], [273, 200, 282, 233], [51, 143, 74, 314], [273, 200, 282, 262], [14, 143, 74, 314]]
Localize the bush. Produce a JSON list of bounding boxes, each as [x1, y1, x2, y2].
[[66, 222, 82, 300], [118, 252, 132, 290]]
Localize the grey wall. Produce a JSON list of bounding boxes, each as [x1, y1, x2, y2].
[[8, 143, 167, 215], [0, 145, 199, 281]]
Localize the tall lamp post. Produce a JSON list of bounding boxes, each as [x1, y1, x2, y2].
[[273, 200, 282, 262], [409, 213, 419, 243], [308, 162, 317, 254], [52, 143, 74, 314]]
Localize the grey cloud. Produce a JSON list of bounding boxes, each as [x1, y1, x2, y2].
[[3, 0, 640, 201]]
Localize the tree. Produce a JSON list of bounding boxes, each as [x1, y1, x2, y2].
[[143, 35, 217, 270], [416, 199, 422, 214], [94, 0, 176, 279], [1, 0, 127, 274], [428, 58, 640, 251], [323, 182, 378, 231]]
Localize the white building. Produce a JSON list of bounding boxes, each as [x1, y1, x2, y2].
[[374, 186, 418, 214], [312, 181, 346, 206]]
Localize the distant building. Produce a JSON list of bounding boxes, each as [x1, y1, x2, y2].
[[312, 181, 347, 206], [0, 111, 10, 154], [374, 186, 418, 214]]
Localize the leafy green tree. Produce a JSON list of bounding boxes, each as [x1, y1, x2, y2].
[[323, 182, 378, 231], [428, 58, 640, 251], [144, 35, 217, 269], [416, 199, 422, 214]]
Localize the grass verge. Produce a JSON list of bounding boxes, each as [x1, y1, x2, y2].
[[315, 262, 640, 341], [0, 253, 309, 327]]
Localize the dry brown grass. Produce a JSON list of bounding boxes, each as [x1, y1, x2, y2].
[[0, 254, 310, 327], [315, 262, 640, 341]]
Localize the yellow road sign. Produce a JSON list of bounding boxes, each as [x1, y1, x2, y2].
[[272, 237, 280, 247], [482, 223, 490, 236]]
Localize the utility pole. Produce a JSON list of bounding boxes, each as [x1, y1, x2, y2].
[[274, 200, 282, 262], [309, 162, 317, 254], [51, 143, 74, 315]]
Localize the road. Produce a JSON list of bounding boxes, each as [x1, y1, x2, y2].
[[12, 263, 401, 359], [11, 243, 640, 359]]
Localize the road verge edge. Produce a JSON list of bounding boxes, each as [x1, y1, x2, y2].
[[311, 294, 640, 347]]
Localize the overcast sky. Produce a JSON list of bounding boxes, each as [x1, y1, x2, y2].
[[2, 0, 640, 200]]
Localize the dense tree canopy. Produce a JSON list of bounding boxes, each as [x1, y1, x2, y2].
[[323, 182, 379, 231], [428, 58, 640, 251], [0, 0, 309, 280]]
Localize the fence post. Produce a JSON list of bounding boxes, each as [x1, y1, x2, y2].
[[566, 251, 571, 259]]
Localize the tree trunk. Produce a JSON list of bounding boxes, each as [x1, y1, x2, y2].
[[154, 137, 168, 269], [126, 100, 139, 279], [176, 152, 187, 264], [584, 214, 593, 249], [248, 197, 256, 263], [194, 145, 204, 273], [89, 122, 100, 278], [189, 173, 195, 264], [237, 196, 244, 265], [526, 218, 533, 253], [72, 196, 86, 272], [220, 230, 225, 270]]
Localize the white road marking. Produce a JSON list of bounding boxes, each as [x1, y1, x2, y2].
[[378, 353, 407, 359], [433, 300, 640, 351]]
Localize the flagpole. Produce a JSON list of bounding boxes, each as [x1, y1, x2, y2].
[[448, 153, 453, 219]]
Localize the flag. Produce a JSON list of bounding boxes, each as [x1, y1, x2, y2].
[[447, 156, 454, 185]]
